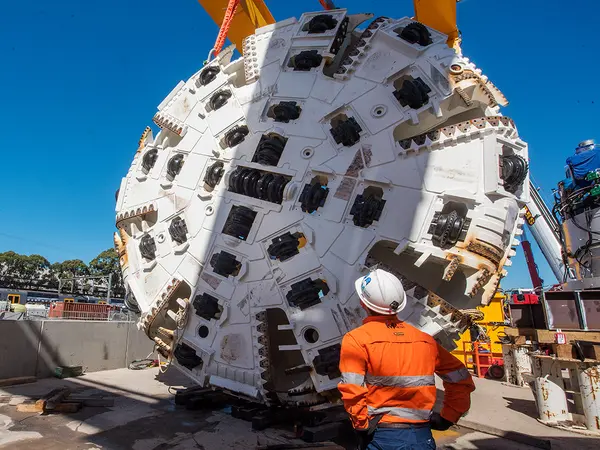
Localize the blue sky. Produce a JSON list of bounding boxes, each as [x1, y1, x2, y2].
[[0, 0, 598, 290]]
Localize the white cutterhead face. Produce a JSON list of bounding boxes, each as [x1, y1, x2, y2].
[[115, 9, 528, 406]]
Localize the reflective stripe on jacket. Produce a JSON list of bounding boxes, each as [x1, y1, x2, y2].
[[338, 315, 475, 430]]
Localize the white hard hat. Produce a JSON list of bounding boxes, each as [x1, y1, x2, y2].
[[354, 269, 407, 315]]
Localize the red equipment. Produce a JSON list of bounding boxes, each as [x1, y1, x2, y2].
[[521, 228, 544, 293], [511, 293, 540, 305], [49, 302, 110, 320]]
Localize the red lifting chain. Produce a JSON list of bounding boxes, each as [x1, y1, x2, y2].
[[319, 0, 336, 10], [213, 0, 241, 57]]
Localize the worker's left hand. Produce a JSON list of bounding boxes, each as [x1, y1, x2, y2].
[[429, 412, 454, 431]]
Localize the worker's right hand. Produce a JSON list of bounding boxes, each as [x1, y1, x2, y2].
[[429, 412, 454, 431]]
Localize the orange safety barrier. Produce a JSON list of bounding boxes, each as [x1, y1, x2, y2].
[[461, 341, 504, 378]]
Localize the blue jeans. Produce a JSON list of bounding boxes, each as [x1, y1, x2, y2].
[[366, 426, 436, 449]]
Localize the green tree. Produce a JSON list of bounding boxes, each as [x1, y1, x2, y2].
[[51, 260, 88, 280], [0, 248, 124, 297], [89, 248, 124, 297], [23, 254, 51, 281], [51, 259, 89, 293], [0, 251, 51, 289]]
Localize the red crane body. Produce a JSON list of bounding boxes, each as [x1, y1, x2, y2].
[[521, 229, 544, 293]]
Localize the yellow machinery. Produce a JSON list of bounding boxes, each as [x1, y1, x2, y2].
[[452, 293, 508, 374], [197, 0, 460, 52]]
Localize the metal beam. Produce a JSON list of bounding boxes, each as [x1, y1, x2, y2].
[[197, 0, 275, 53], [413, 0, 460, 49]]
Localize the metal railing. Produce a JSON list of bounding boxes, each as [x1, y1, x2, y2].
[[1, 307, 137, 322]]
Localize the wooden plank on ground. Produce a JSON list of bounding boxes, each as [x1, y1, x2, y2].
[[16, 403, 43, 413], [45, 388, 72, 411], [53, 402, 82, 413], [34, 388, 63, 409], [0, 376, 36, 387], [35, 387, 71, 412]]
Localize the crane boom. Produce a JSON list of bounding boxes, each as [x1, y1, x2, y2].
[[197, 1, 460, 51], [525, 180, 566, 282]]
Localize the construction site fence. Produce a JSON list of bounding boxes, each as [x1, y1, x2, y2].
[[6, 308, 137, 322]]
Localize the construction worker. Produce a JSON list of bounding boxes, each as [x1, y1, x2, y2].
[[338, 268, 475, 449]]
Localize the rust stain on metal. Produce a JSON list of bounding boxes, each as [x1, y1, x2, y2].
[[136, 126, 152, 153], [397, 115, 515, 150], [345, 150, 364, 177], [142, 278, 182, 338], [427, 293, 469, 330], [469, 268, 492, 297], [201, 272, 222, 290], [221, 334, 242, 362], [541, 384, 549, 401], [114, 229, 129, 268], [454, 86, 473, 106], [595, 416, 599, 431], [589, 366, 599, 401], [466, 241, 503, 267], [362, 145, 373, 167], [443, 256, 460, 281], [116, 203, 156, 227], [334, 177, 357, 201], [153, 112, 184, 136]]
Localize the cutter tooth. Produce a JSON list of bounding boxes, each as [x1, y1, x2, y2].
[[154, 337, 172, 354], [158, 327, 175, 339], [442, 257, 460, 282], [430, 305, 442, 315], [114, 232, 122, 250]]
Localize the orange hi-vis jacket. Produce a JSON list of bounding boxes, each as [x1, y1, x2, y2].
[[338, 315, 475, 430]]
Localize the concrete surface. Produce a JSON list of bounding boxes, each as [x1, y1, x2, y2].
[[0, 368, 343, 450], [0, 320, 155, 380], [0, 367, 598, 449], [0, 321, 43, 379], [440, 377, 600, 450], [125, 322, 155, 365], [37, 322, 130, 377]]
